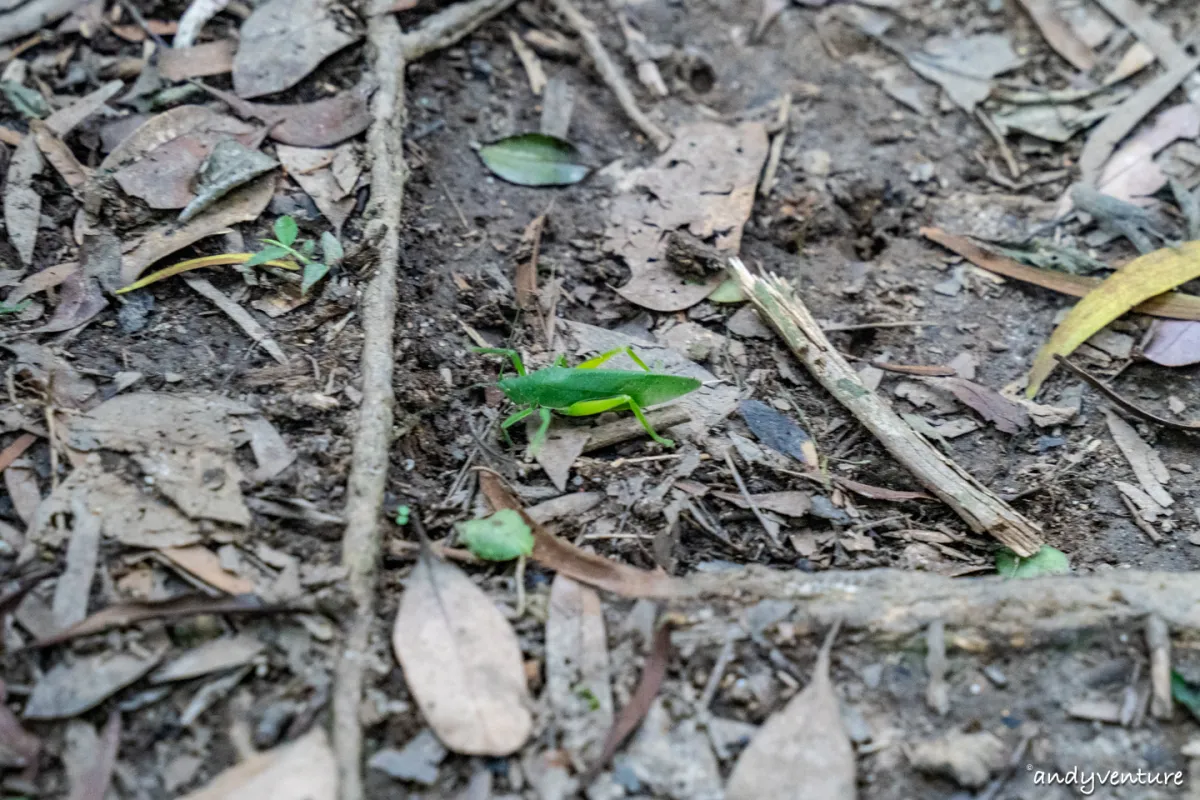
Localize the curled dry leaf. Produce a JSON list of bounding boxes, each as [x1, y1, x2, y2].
[[179, 138, 278, 222], [199, 81, 373, 147], [604, 121, 768, 311], [178, 727, 337, 800], [392, 545, 533, 756], [1027, 242, 1200, 396], [726, 622, 855, 800], [479, 469, 678, 598], [276, 144, 355, 231], [232, 0, 362, 99]]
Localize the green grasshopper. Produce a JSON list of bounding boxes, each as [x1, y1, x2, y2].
[[475, 346, 701, 454]]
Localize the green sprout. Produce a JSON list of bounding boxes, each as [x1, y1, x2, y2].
[[246, 216, 344, 295], [394, 505, 411, 526]]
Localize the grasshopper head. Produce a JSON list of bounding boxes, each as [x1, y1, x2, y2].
[[497, 376, 536, 406]]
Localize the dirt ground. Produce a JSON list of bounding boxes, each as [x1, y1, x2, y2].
[[3, 0, 1200, 796]]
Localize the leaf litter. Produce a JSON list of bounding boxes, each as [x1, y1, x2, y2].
[[545, 575, 614, 764], [232, 0, 362, 99]]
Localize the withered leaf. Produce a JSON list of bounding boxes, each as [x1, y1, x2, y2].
[[24, 649, 163, 720], [179, 727, 336, 800], [931, 376, 1029, 434], [545, 575, 613, 764], [232, 0, 362, 99]]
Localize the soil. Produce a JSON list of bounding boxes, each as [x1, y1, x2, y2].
[[2, 0, 1200, 796]]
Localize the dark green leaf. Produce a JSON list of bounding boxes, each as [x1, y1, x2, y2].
[[0, 81, 49, 119], [244, 245, 292, 267], [274, 215, 299, 246], [321, 231, 344, 264], [996, 545, 1070, 578], [301, 262, 329, 294], [456, 509, 534, 561], [1172, 671, 1200, 721], [477, 134, 589, 187]]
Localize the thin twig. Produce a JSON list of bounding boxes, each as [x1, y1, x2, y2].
[[724, 450, 779, 546], [698, 628, 736, 710], [547, 0, 672, 151], [400, 0, 519, 60], [974, 108, 1019, 179]]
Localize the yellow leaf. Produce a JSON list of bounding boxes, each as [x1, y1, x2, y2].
[[1027, 241, 1200, 397], [114, 253, 298, 295]]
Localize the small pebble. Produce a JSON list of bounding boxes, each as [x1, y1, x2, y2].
[[982, 664, 1008, 687]]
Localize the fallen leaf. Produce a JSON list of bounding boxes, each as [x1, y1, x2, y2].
[[5, 261, 78, 306], [368, 729, 446, 786], [457, 509, 534, 561], [534, 426, 589, 492], [68, 711, 120, 800], [1141, 318, 1200, 366], [514, 214, 545, 310], [0, 680, 40, 777], [996, 544, 1070, 578], [546, 575, 613, 764], [1095, 103, 1200, 206], [32, 122, 90, 188], [199, 81, 373, 147], [726, 622, 854, 800], [5, 460, 40, 527], [923, 226, 1200, 321], [43, 80, 123, 137], [832, 477, 933, 502], [1104, 409, 1172, 507], [160, 546, 256, 595], [120, 173, 275, 285], [1027, 242, 1200, 396], [24, 649, 163, 719], [477, 133, 588, 186], [1054, 355, 1200, 431], [178, 727, 337, 800], [604, 121, 768, 311], [51, 489, 101, 630], [243, 415, 296, 481], [180, 138, 278, 222], [1014, 0, 1094, 71], [151, 635, 264, 683], [907, 730, 1005, 788], [232, 0, 362, 99], [183, 275, 289, 366], [5, 342, 96, 409], [904, 34, 1021, 112], [712, 490, 811, 517], [276, 144, 354, 231], [932, 376, 1029, 434], [738, 399, 819, 467], [3, 135, 43, 266], [158, 40, 236, 81], [392, 546, 533, 755], [32, 594, 276, 648]]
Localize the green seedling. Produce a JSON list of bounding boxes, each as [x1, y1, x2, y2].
[[247, 216, 344, 295], [475, 346, 701, 455]]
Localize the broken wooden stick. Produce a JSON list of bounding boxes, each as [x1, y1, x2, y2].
[[548, 0, 672, 151], [729, 258, 1044, 556], [400, 0, 518, 60], [679, 566, 1200, 643]]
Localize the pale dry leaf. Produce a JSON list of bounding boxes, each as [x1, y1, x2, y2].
[[4, 135, 43, 267], [32, 122, 90, 188], [1014, 0, 1094, 71], [43, 80, 123, 138], [178, 727, 337, 800], [243, 415, 296, 482], [1104, 409, 1173, 507], [604, 121, 768, 311], [276, 144, 354, 231], [931, 376, 1029, 434], [158, 40, 237, 81], [393, 548, 533, 755], [5, 463, 40, 527], [1141, 319, 1200, 367], [726, 622, 855, 800], [51, 490, 101, 630], [24, 649, 164, 720], [904, 34, 1021, 113], [330, 143, 360, 196], [151, 635, 264, 683], [4, 342, 96, 409], [545, 575, 613, 764], [1095, 103, 1200, 206], [526, 492, 604, 524], [159, 545, 257, 595], [232, 0, 362, 99], [184, 275, 288, 366], [0, 681, 40, 775], [533, 426, 589, 492], [712, 490, 811, 518]]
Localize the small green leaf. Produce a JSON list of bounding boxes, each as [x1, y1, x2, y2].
[[708, 278, 746, 303], [996, 545, 1070, 578], [321, 231, 344, 264], [1172, 671, 1200, 722], [299, 239, 317, 258], [274, 215, 299, 246], [394, 505, 410, 526], [0, 299, 31, 315], [301, 262, 329, 294], [244, 245, 292, 267], [0, 81, 49, 119], [477, 134, 589, 187], [457, 509, 534, 561]]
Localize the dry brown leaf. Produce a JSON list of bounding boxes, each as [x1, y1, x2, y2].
[[4, 135, 44, 267], [1014, 0, 1095, 71], [158, 40, 236, 81], [51, 489, 101, 630], [160, 546, 256, 595], [243, 415, 296, 482], [1093, 103, 1200, 206], [232, 0, 362, 99], [32, 594, 277, 648], [5, 343, 97, 409], [533, 426, 589, 492], [178, 727, 337, 800], [726, 622, 855, 800], [68, 711, 120, 800], [151, 635, 264, 683], [832, 476, 933, 502], [5, 461, 40, 527], [931, 376, 1029, 434], [1104, 409, 1172, 507], [120, 173, 274, 285], [392, 545, 533, 756], [199, 81, 373, 148], [24, 648, 164, 720], [32, 122, 90, 188], [545, 575, 613, 764], [712, 490, 811, 517], [276, 144, 355, 232], [604, 121, 768, 311], [5, 261, 78, 306], [514, 214, 545, 310], [43, 80, 123, 137], [479, 469, 678, 598], [922, 227, 1200, 321]]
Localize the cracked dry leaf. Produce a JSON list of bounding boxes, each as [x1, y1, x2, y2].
[[232, 0, 362, 99], [546, 575, 613, 765], [604, 121, 768, 311], [726, 623, 854, 800], [393, 547, 533, 755]]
